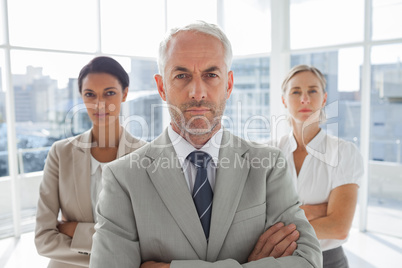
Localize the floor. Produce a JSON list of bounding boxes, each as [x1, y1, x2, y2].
[[0, 232, 48, 267], [343, 228, 402, 268], [0, 227, 402, 268]]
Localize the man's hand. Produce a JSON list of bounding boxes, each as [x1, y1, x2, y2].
[[57, 221, 78, 238], [248, 222, 299, 262], [140, 261, 170, 268], [300, 203, 328, 221]]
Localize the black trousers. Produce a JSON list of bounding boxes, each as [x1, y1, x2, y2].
[[323, 246, 349, 268]]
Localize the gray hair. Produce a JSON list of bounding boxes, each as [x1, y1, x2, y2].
[[157, 20, 233, 77], [281, 64, 327, 95]]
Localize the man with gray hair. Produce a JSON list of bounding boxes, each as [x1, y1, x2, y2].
[[90, 21, 322, 268]]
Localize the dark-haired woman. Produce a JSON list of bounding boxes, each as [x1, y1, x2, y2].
[[35, 56, 146, 268]]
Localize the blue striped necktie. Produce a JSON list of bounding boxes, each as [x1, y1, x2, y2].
[[187, 151, 213, 240]]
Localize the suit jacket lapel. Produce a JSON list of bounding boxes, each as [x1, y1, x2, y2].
[[145, 130, 208, 259], [72, 130, 94, 222], [207, 131, 250, 261]]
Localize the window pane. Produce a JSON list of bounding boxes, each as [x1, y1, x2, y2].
[[124, 58, 163, 141], [167, 0, 217, 29], [0, 4, 5, 45], [100, 0, 165, 57], [11, 50, 95, 173], [222, 0, 271, 55], [0, 49, 9, 178], [290, 0, 364, 49], [124, 94, 163, 142], [8, 0, 97, 51], [372, 0, 402, 40], [0, 50, 11, 238], [224, 56, 270, 142], [368, 44, 402, 238], [291, 48, 363, 145]]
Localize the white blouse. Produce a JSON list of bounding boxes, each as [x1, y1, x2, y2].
[[90, 156, 109, 222], [276, 129, 364, 251]]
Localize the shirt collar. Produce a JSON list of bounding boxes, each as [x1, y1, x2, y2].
[[289, 128, 326, 153], [168, 125, 223, 167], [288, 131, 298, 153], [90, 155, 107, 175], [307, 128, 326, 152]]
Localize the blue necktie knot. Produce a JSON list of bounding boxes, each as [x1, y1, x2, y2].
[[187, 151, 212, 169]]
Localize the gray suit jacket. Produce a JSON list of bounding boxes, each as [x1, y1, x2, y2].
[[35, 128, 146, 268], [90, 129, 322, 267]]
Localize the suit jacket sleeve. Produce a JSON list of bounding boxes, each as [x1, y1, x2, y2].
[[70, 223, 95, 253], [90, 165, 142, 268], [35, 143, 90, 267]]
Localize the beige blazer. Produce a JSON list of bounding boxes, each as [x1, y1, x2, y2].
[[90, 129, 322, 268], [35, 128, 146, 268]]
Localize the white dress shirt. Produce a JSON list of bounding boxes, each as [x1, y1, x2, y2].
[[276, 129, 364, 251], [90, 156, 108, 222], [168, 125, 223, 193]]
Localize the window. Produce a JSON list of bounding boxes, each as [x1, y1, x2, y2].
[[0, 50, 8, 178], [221, 0, 271, 142], [0, 49, 12, 238], [123, 58, 162, 141], [372, 0, 402, 41], [222, 0, 271, 55], [368, 44, 402, 238], [8, 0, 97, 52], [225, 57, 270, 142], [167, 0, 217, 29], [290, 0, 364, 49], [100, 0, 165, 57], [0, 4, 5, 45], [11, 50, 94, 154]]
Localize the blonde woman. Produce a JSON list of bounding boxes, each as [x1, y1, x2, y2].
[[276, 65, 363, 268], [35, 56, 146, 267]]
